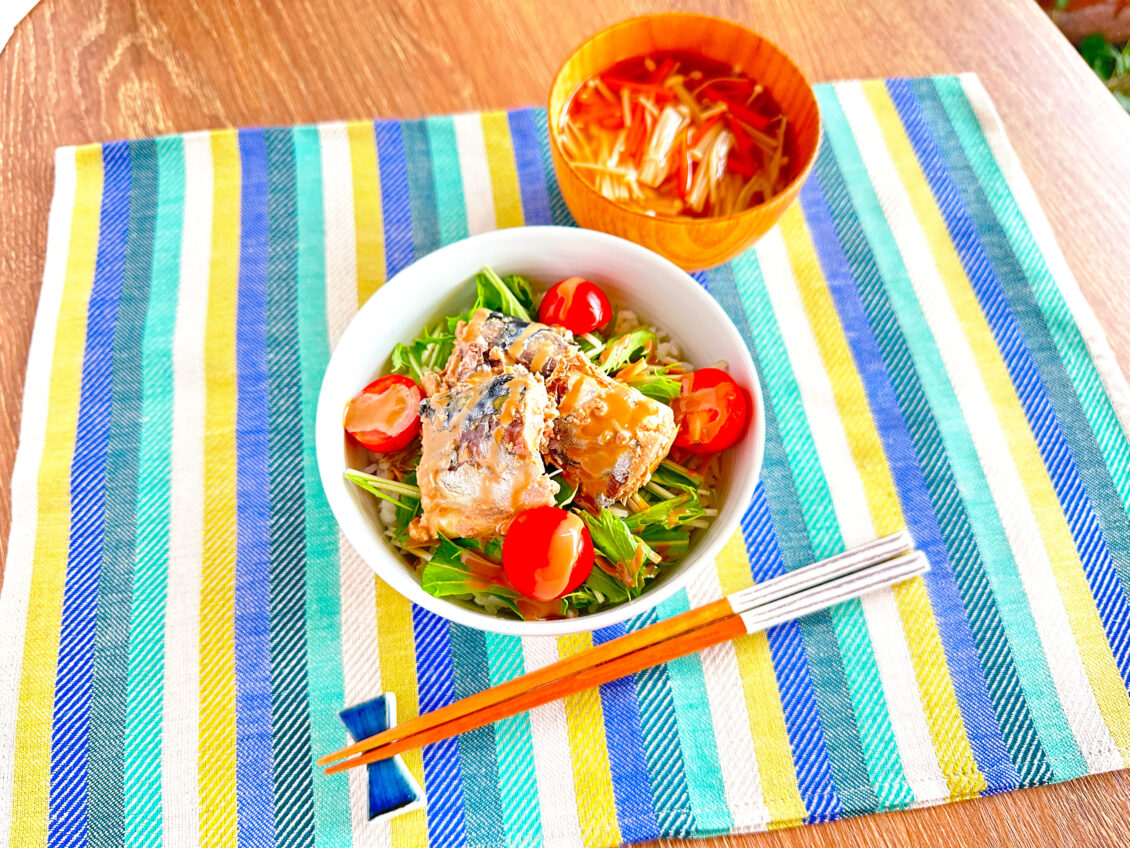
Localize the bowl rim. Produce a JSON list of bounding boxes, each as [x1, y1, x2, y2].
[[547, 11, 823, 227], [316, 225, 766, 636]]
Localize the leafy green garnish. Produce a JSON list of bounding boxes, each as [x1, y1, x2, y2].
[[623, 492, 705, 532], [598, 329, 656, 374], [472, 267, 532, 321], [561, 566, 632, 614], [345, 469, 421, 510], [389, 323, 455, 383], [637, 525, 691, 549], [634, 375, 683, 402], [578, 509, 656, 594], [554, 476, 577, 509], [651, 459, 704, 490], [392, 471, 421, 544], [502, 274, 536, 313], [420, 537, 523, 617]]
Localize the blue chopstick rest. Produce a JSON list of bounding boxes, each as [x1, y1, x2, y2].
[[338, 693, 425, 820]]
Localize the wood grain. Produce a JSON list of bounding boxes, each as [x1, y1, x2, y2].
[[2, 0, 1129, 844]]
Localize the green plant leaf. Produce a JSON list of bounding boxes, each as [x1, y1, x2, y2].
[[598, 329, 656, 374]]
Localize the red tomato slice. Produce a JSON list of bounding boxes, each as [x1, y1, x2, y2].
[[538, 277, 612, 335], [343, 374, 423, 453], [503, 506, 594, 601], [672, 367, 749, 454]]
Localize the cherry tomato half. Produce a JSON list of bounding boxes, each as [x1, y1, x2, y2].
[[343, 374, 423, 453], [503, 506, 594, 601], [538, 277, 611, 335], [672, 367, 750, 454]]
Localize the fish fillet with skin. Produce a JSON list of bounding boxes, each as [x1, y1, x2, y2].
[[446, 308, 677, 506], [410, 367, 559, 541]]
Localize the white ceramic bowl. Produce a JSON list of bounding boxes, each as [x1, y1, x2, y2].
[[316, 226, 765, 636]]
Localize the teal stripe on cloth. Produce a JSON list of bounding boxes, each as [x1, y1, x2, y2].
[[483, 633, 544, 847], [264, 126, 317, 844], [816, 86, 1089, 778], [292, 125, 352, 845], [425, 117, 469, 245], [89, 138, 159, 846], [927, 77, 1130, 600], [449, 626, 508, 848], [727, 249, 913, 809], [122, 135, 184, 847], [402, 120, 443, 258], [652, 592, 733, 835], [624, 607, 698, 834]]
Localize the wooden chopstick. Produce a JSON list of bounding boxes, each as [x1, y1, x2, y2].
[[326, 550, 928, 775], [318, 530, 911, 770], [321, 534, 919, 774]]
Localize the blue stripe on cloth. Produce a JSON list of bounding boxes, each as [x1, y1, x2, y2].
[[799, 157, 1019, 789], [447, 626, 507, 848], [591, 624, 661, 843], [622, 608, 696, 835], [47, 139, 131, 848], [233, 128, 276, 846], [400, 120, 442, 260], [814, 87, 1086, 780], [412, 608, 466, 848], [263, 126, 316, 844], [507, 109, 553, 227], [911, 75, 1130, 639], [531, 108, 576, 227], [88, 137, 158, 848], [708, 264, 875, 818], [375, 120, 414, 280], [886, 78, 1130, 689]]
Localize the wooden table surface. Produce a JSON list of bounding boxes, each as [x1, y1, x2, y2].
[[2, 0, 1129, 844]]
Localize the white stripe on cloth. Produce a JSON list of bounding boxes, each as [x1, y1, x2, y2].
[[756, 225, 950, 803], [520, 636, 586, 848], [452, 114, 497, 237], [162, 130, 212, 848], [834, 80, 1122, 771], [0, 147, 78, 839], [958, 74, 1130, 437], [319, 120, 392, 848], [319, 122, 363, 348], [684, 565, 771, 831]]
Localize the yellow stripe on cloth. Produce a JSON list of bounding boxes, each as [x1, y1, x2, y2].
[[347, 121, 384, 306], [375, 577, 427, 845], [198, 129, 241, 848], [714, 532, 806, 827], [557, 632, 622, 848], [480, 112, 524, 229], [10, 146, 102, 848], [863, 81, 1130, 758], [778, 204, 986, 798]]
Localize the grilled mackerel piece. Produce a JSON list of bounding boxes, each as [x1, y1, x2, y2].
[[444, 309, 676, 507]]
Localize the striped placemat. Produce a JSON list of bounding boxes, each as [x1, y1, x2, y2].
[[1, 73, 1129, 847]]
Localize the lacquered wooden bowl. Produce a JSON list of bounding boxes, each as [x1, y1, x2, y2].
[[548, 13, 821, 271]]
